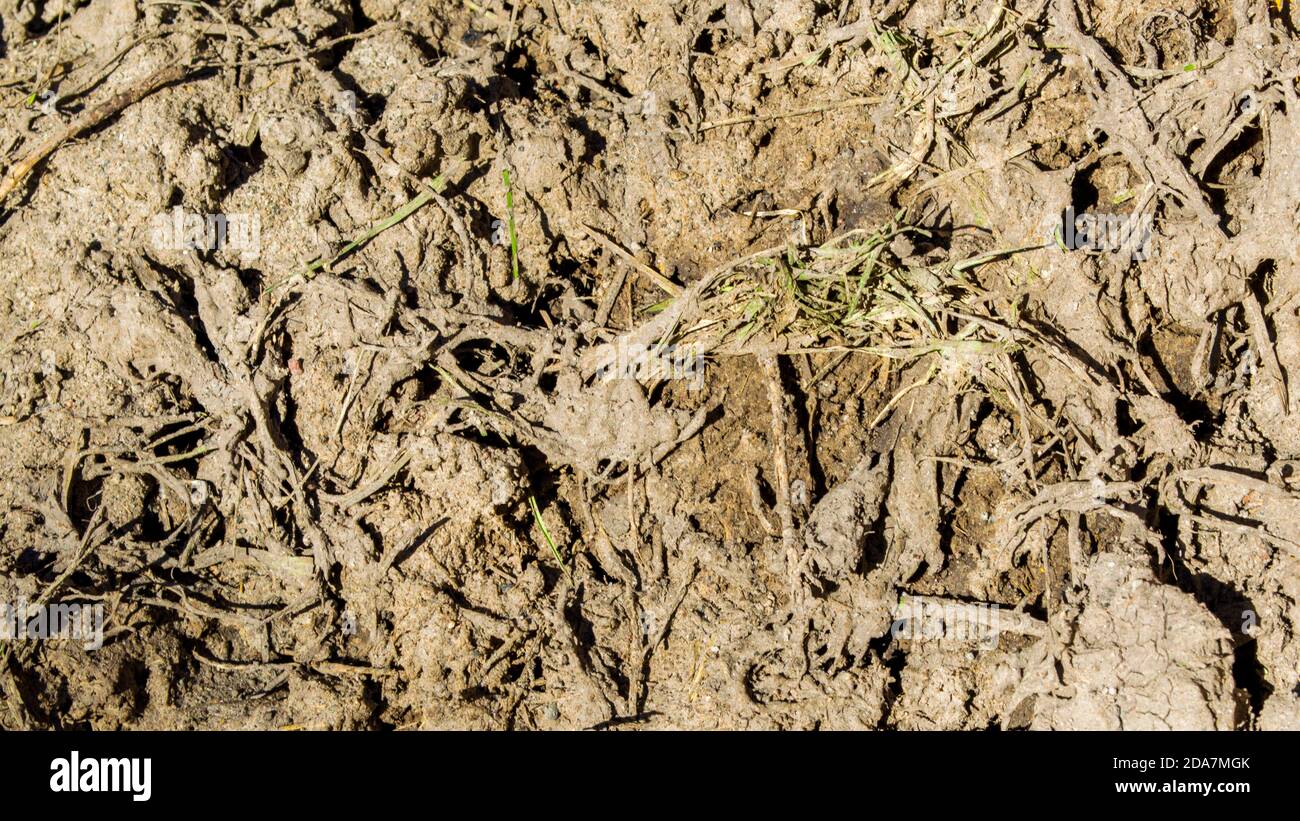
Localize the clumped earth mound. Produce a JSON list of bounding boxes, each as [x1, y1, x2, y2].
[[0, 0, 1296, 729]]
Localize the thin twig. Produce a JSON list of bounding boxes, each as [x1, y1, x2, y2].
[[0, 64, 192, 206]]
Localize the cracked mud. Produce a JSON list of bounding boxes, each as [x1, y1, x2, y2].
[[0, 0, 1297, 729]]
